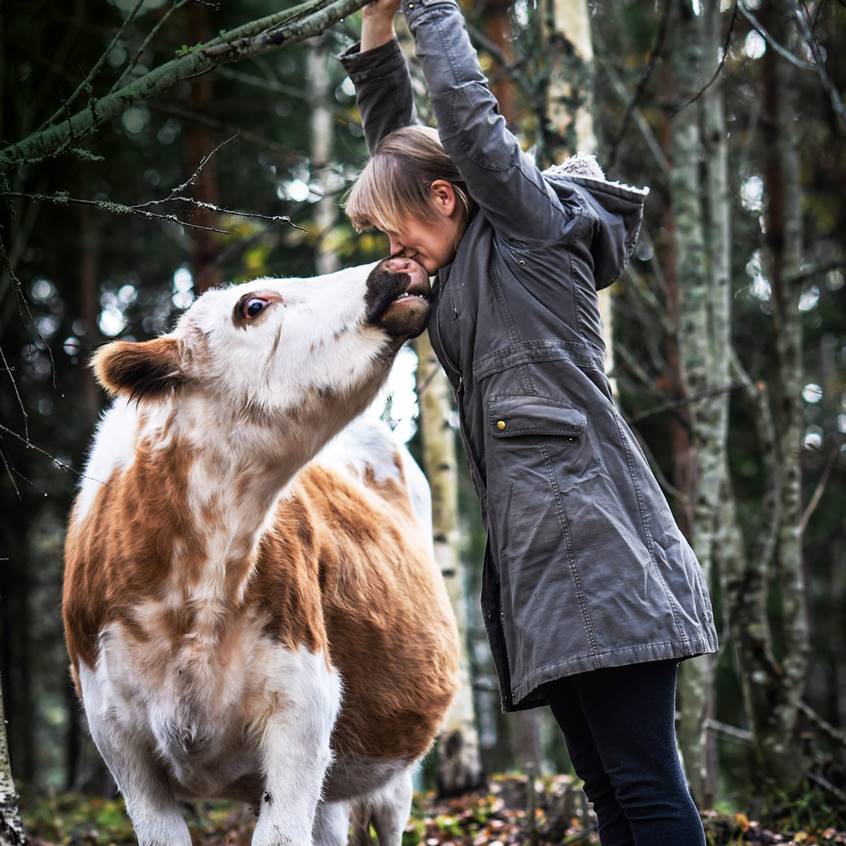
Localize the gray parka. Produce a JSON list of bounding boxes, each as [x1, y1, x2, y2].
[[341, 0, 718, 712]]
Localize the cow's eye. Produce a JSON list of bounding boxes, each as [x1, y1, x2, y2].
[[243, 298, 267, 319]]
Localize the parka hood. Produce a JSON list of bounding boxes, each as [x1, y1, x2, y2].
[[543, 154, 649, 290]]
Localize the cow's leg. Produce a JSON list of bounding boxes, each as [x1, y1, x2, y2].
[[350, 769, 414, 846], [370, 769, 414, 846], [252, 650, 342, 846], [79, 665, 191, 846], [312, 800, 351, 846]]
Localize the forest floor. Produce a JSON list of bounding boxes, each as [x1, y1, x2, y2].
[[21, 774, 846, 845]]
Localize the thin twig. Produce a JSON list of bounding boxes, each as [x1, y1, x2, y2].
[[799, 700, 846, 749], [0, 422, 108, 488], [671, 0, 739, 118], [630, 382, 744, 423], [799, 438, 842, 532], [0, 192, 228, 233], [704, 718, 753, 744], [0, 344, 29, 444], [607, 0, 672, 171], [737, 2, 816, 70], [37, 0, 148, 131], [787, 0, 846, 130], [108, 0, 192, 95], [0, 446, 22, 500]]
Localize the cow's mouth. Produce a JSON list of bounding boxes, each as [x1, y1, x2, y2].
[[365, 258, 433, 338]]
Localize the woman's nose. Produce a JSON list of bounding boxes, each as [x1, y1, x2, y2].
[[388, 235, 404, 255]]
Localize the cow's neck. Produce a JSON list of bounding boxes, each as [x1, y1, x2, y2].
[[139, 398, 313, 607]]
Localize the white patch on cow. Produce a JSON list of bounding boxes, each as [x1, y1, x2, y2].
[[74, 397, 139, 523], [81, 625, 341, 843], [314, 417, 432, 546]]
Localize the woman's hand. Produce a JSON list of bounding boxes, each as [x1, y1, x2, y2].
[[361, 0, 400, 52], [363, 0, 400, 20]]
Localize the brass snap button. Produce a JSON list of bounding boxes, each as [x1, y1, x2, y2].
[[496, 420, 507, 431]]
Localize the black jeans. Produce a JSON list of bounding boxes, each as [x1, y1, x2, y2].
[[543, 659, 706, 846]]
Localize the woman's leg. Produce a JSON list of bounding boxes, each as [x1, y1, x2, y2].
[[544, 675, 635, 846], [551, 659, 706, 846]]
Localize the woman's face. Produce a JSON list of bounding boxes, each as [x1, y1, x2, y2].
[[382, 180, 463, 275]]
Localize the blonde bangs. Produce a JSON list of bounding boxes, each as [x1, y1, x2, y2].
[[344, 125, 472, 235], [344, 154, 438, 234]]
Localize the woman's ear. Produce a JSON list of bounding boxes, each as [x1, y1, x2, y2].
[[91, 337, 184, 401], [430, 179, 457, 218]]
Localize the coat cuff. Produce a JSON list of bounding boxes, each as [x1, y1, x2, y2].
[[339, 38, 407, 83], [401, 0, 461, 28]]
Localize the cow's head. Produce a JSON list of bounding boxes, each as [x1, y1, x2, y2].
[[92, 257, 431, 444]]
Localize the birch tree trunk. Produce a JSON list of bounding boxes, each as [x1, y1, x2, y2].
[[415, 332, 482, 796], [0, 680, 26, 846], [670, 0, 726, 806], [308, 35, 339, 276], [543, 0, 615, 394]]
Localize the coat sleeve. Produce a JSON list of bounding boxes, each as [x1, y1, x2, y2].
[[401, 0, 571, 243], [339, 38, 419, 155]]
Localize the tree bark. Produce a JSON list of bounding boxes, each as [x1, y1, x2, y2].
[[308, 35, 339, 276], [543, 0, 616, 396], [0, 679, 26, 846], [415, 332, 483, 796], [670, 0, 723, 806]]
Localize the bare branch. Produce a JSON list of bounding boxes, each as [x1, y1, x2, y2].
[[37, 0, 148, 132], [737, 2, 816, 70], [799, 438, 841, 532], [607, 0, 671, 171], [671, 0, 739, 118], [108, 0, 193, 95], [0, 0, 370, 169], [787, 0, 846, 130]]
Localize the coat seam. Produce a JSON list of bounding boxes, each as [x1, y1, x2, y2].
[[609, 409, 688, 645], [536, 437, 601, 660]]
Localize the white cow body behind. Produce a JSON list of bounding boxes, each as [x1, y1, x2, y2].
[[63, 260, 459, 846]]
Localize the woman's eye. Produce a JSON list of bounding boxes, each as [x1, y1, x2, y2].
[[243, 298, 267, 319]]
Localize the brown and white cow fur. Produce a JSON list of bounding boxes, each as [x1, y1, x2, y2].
[[63, 258, 459, 846]]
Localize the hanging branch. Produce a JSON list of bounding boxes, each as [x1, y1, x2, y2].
[[606, 0, 672, 171], [670, 0, 739, 117], [787, 0, 846, 130], [0, 0, 369, 170]]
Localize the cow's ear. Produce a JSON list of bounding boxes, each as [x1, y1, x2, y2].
[[92, 337, 184, 400]]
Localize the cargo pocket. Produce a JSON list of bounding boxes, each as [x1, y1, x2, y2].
[[486, 394, 599, 496], [484, 394, 599, 569]]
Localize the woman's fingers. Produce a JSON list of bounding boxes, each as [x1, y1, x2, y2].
[[363, 0, 401, 19]]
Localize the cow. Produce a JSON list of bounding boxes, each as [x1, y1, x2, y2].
[[62, 257, 460, 846]]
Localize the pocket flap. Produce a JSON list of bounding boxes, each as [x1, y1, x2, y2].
[[488, 394, 587, 438]]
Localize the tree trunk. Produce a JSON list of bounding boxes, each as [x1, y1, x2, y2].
[[308, 35, 339, 276], [186, 3, 222, 294], [0, 679, 26, 846], [670, 0, 724, 807], [415, 332, 483, 796], [757, 0, 808, 790], [543, 0, 616, 395]]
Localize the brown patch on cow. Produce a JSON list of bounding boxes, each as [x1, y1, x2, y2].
[[63, 433, 202, 670], [284, 466, 458, 762], [92, 337, 184, 400]]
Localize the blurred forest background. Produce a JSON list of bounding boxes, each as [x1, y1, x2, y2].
[[1, 0, 845, 843]]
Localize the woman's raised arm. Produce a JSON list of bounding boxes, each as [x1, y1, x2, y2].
[[401, 0, 569, 244], [340, 1, 418, 154]]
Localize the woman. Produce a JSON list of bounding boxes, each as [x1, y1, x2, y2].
[[339, 2, 719, 843]]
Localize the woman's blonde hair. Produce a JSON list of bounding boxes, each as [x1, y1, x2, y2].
[[344, 125, 473, 234]]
